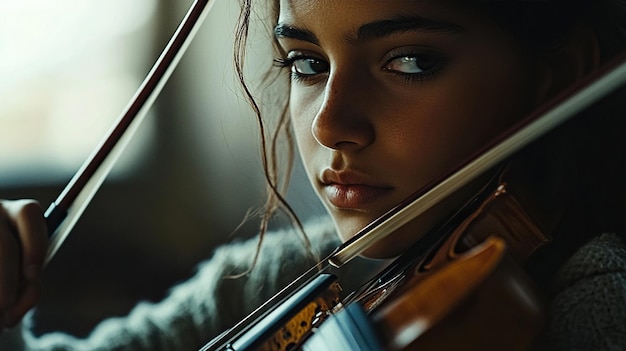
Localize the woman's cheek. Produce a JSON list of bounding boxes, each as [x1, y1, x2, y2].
[[290, 88, 323, 142]]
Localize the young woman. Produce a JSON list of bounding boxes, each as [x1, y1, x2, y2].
[[1, 0, 625, 349]]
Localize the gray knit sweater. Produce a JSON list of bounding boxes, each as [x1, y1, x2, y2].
[[541, 233, 626, 350], [6, 218, 626, 350]]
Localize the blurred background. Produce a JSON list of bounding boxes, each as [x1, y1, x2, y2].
[[0, 0, 325, 345]]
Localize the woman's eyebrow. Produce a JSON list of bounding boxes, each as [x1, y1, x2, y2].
[[274, 15, 464, 45], [352, 16, 466, 43], [274, 24, 319, 45]]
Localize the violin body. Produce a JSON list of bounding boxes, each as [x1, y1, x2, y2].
[[371, 237, 545, 351], [209, 180, 551, 350], [307, 238, 544, 351], [306, 181, 551, 350]]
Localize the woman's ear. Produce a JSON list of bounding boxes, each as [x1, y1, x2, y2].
[[534, 25, 601, 104]]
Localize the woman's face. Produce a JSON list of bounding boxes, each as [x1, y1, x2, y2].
[[276, 1, 547, 258]]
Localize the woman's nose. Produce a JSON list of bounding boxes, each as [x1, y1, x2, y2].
[[311, 73, 375, 152]]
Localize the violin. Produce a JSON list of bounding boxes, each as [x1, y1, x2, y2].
[[205, 174, 552, 351], [38, 0, 626, 349]]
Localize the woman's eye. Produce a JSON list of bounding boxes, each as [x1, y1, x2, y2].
[[274, 53, 329, 82], [384, 53, 441, 75], [291, 57, 329, 76]]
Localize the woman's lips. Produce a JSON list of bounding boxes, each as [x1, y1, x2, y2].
[[324, 184, 393, 210], [324, 184, 390, 210], [320, 169, 393, 209]]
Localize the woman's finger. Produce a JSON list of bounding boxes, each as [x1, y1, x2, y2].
[[0, 200, 48, 328], [0, 202, 20, 311], [2, 200, 48, 280]]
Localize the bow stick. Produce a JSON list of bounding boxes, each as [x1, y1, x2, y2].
[[43, 0, 215, 265]]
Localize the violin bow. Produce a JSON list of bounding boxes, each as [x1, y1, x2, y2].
[[43, 0, 215, 265], [329, 51, 626, 267]]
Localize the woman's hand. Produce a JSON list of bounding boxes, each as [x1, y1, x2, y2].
[[0, 199, 48, 330]]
